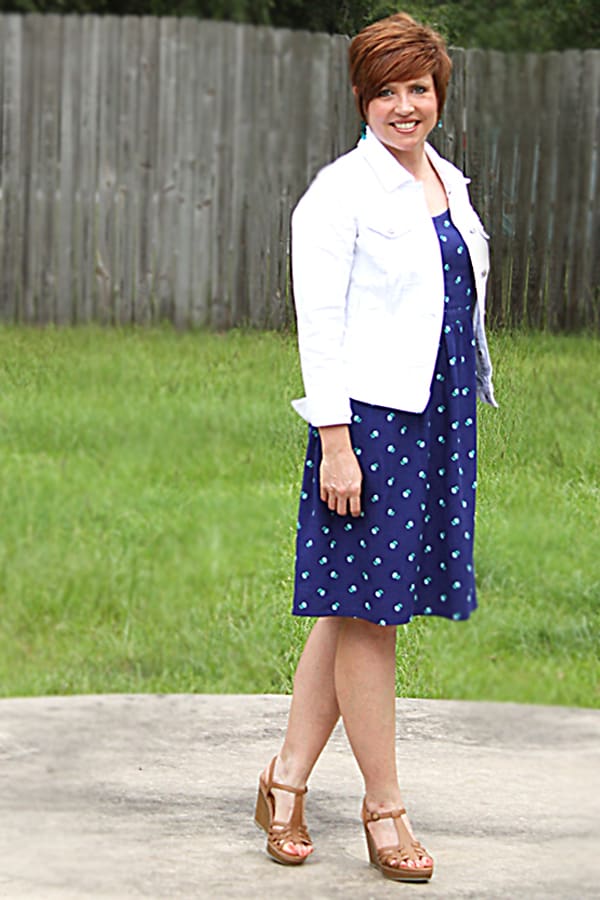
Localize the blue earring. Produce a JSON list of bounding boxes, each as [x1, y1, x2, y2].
[[437, 119, 443, 129], [360, 120, 367, 139]]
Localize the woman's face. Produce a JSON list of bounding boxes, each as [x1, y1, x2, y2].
[[365, 73, 438, 161]]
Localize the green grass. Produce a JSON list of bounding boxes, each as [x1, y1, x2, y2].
[[0, 326, 598, 706]]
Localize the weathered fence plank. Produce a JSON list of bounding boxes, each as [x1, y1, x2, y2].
[[551, 50, 581, 330], [0, 15, 597, 330], [0, 16, 23, 321], [57, 16, 76, 324], [155, 16, 178, 324], [432, 44, 464, 171], [578, 50, 600, 329]]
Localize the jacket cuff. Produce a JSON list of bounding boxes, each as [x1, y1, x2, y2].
[[476, 379, 499, 408], [291, 395, 353, 426]]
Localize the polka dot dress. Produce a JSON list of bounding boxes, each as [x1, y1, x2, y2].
[[292, 210, 478, 626]]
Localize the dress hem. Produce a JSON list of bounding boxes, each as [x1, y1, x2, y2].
[[291, 606, 477, 627]]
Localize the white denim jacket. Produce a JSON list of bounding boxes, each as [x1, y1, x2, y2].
[[291, 127, 497, 426]]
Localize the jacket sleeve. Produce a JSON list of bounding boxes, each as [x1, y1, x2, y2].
[[291, 171, 357, 427], [473, 304, 499, 407]]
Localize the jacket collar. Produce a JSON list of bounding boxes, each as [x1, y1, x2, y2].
[[357, 126, 468, 194]]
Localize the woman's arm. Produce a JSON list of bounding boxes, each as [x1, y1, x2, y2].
[[291, 169, 357, 428], [292, 168, 362, 515]]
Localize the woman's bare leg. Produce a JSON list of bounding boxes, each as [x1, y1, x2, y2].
[[334, 617, 432, 869], [262, 616, 341, 857], [334, 618, 399, 797], [280, 617, 342, 777], [263, 615, 430, 867]]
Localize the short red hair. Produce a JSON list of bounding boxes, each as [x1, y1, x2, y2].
[[349, 12, 452, 121]]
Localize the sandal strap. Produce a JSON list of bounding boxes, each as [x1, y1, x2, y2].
[[376, 840, 428, 860], [269, 821, 312, 847], [271, 779, 307, 795], [363, 806, 407, 823], [362, 800, 431, 866], [379, 846, 410, 864], [265, 757, 308, 796], [261, 757, 312, 853]]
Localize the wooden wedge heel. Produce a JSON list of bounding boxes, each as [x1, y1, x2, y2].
[[362, 799, 434, 882], [254, 757, 313, 865]]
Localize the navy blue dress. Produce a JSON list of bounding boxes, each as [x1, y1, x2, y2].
[[292, 210, 478, 626]]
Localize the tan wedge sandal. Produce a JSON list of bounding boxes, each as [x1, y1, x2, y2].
[[255, 757, 313, 865], [362, 799, 434, 882]]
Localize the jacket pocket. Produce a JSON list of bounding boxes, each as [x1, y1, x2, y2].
[[356, 219, 416, 278], [363, 220, 413, 240]]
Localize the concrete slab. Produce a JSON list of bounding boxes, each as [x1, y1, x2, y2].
[[0, 694, 598, 899]]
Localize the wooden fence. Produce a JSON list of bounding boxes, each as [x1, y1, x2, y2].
[[0, 15, 598, 330]]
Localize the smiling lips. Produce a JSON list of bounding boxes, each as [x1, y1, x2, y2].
[[391, 121, 419, 132]]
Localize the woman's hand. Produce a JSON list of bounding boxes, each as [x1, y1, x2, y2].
[[318, 425, 362, 517]]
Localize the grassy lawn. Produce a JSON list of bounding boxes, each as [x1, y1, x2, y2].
[[0, 326, 598, 706]]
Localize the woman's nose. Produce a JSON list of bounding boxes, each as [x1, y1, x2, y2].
[[394, 92, 414, 114]]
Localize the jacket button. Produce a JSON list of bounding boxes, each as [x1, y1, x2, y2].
[[481, 269, 487, 277]]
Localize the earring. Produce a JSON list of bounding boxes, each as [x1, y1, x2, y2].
[[360, 120, 367, 139], [437, 119, 443, 129]]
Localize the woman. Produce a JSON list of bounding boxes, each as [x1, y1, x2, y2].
[[255, 12, 497, 883]]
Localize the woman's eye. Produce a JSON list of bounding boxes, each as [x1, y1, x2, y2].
[[412, 85, 426, 94], [377, 88, 393, 97]]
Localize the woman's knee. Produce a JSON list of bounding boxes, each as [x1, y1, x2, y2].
[[314, 616, 343, 638], [340, 617, 396, 644]]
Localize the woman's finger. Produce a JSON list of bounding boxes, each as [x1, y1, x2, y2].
[[336, 494, 348, 516], [349, 493, 362, 517]]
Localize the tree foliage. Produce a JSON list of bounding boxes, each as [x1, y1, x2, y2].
[[374, 0, 600, 52], [269, 0, 372, 35], [0, 0, 598, 50], [0, 0, 272, 18]]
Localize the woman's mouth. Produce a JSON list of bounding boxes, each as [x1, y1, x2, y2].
[[391, 121, 419, 132]]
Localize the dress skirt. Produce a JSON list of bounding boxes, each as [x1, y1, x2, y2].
[[292, 210, 479, 626]]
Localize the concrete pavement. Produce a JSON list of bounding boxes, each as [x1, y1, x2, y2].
[[0, 694, 599, 899]]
